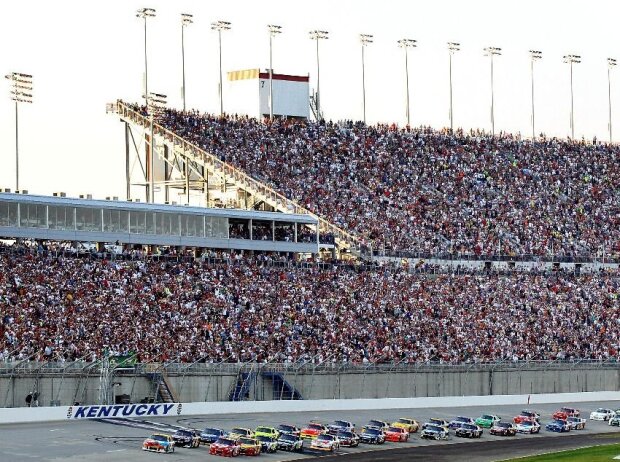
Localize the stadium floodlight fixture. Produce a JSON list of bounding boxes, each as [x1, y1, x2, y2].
[[447, 42, 460, 131], [483, 46, 502, 136], [267, 25, 282, 120], [529, 50, 543, 139], [359, 34, 374, 124], [309, 30, 329, 120], [180, 13, 193, 112], [608, 58, 617, 143], [398, 39, 417, 126], [563, 54, 581, 139], [211, 20, 232, 116], [5, 72, 33, 192], [136, 8, 156, 113]]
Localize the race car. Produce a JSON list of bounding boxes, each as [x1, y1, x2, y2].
[[475, 414, 501, 428], [254, 426, 279, 439], [455, 423, 483, 438], [276, 432, 304, 452], [276, 424, 301, 437], [609, 415, 620, 427], [200, 427, 226, 444], [391, 417, 420, 433], [490, 422, 517, 436], [256, 435, 278, 453], [422, 418, 450, 430], [359, 426, 385, 444], [310, 433, 340, 452], [421, 424, 449, 440], [327, 420, 355, 435], [516, 419, 541, 434], [365, 419, 390, 431], [228, 427, 255, 439], [567, 416, 587, 430], [384, 426, 409, 442], [172, 428, 201, 448], [336, 430, 360, 447], [239, 437, 261, 456], [590, 408, 615, 421], [552, 407, 580, 420], [449, 416, 475, 429], [300, 422, 328, 440], [513, 410, 541, 424], [545, 419, 571, 432], [142, 433, 175, 453], [209, 437, 241, 457]]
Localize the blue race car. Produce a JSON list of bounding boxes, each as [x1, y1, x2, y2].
[[545, 420, 571, 432], [199, 427, 226, 444]]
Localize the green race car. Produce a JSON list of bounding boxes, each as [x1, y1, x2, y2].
[[255, 426, 279, 439], [475, 414, 501, 428]]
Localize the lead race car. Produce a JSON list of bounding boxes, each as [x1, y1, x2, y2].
[[142, 433, 175, 453]]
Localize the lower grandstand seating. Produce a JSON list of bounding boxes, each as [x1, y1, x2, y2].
[[1, 242, 618, 364], [135, 102, 620, 260]]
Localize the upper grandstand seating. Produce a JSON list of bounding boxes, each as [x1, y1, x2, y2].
[[132, 102, 620, 261]]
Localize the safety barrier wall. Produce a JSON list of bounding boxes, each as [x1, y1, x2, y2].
[[1, 391, 620, 425]]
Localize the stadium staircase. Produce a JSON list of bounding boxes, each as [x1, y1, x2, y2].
[[261, 371, 303, 400], [228, 370, 257, 401], [147, 371, 179, 403], [112, 100, 366, 259]]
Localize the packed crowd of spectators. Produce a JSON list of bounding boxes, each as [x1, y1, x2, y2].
[[2, 242, 619, 365], [134, 102, 620, 260]]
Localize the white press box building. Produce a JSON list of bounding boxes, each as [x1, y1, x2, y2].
[[226, 69, 310, 119]]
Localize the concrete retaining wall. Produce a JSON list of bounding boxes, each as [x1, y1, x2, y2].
[[1, 366, 618, 408]]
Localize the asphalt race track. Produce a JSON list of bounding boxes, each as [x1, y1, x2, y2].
[[2, 400, 620, 461]]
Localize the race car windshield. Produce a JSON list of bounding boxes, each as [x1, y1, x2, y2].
[[481, 415, 494, 420], [240, 437, 254, 444], [203, 428, 221, 434], [316, 435, 333, 441], [388, 427, 401, 432], [278, 425, 295, 431], [368, 420, 383, 426], [497, 423, 510, 427], [561, 408, 573, 412], [427, 425, 442, 432], [151, 435, 167, 442], [363, 428, 380, 435], [256, 427, 272, 433], [215, 438, 235, 446], [231, 428, 247, 435], [595, 408, 607, 413], [333, 421, 348, 427], [430, 418, 444, 424], [397, 418, 411, 424], [521, 421, 533, 426], [279, 434, 296, 441], [456, 417, 469, 422], [257, 436, 272, 442], [308, 424, 323, 430], [175, 430, 191, 436], [463, 424, 477, 430], [338, 431, 353, 438]]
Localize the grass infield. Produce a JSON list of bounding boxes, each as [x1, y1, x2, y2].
[[505, 443, 620, 461]]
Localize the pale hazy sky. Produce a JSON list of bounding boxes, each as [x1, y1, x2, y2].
[[0, 0, 618, 198]]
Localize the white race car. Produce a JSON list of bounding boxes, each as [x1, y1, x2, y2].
[[566, 416, 587, 430], [516, 419, 541, 434], [589, 408, 615, 421], [310, 434, 340, 452], [609, 415, 620, 427]]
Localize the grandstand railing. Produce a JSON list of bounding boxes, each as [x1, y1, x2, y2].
[[113, 100, 364, 255]]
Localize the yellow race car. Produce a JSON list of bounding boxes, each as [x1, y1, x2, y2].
[[392, 417, 420, 433], [239, 437, 261, 456], [228, 427, 254, 439], [254, 426, 279, 439]]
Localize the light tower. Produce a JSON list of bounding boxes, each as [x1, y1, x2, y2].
[[359, 34, 373, 124], [147, 92, 166, 204], [181, 13, 193, 112], [268, 24, 282, 120], [5, 72, 33, 191], [447, 42, 460, 132], [136, 8, 156, 112], [309, 30, 329, 120], [529, 50, 542, 139], [483, 46, 502, 136], [608, 58, 616, 143], [397, 38, 417, 126], [563, 54, 581, 139], [211, 20, 232, 116]]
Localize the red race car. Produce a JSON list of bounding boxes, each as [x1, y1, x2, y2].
[[300, 422, 328, 440], [513, 410, 541, 424], [209, 437, 241, 457], [384, 426, 409, 442], [552, 407, 580, 420]]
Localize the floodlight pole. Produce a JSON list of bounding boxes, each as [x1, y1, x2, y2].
[[137, 8, 155, 112], [6, 72, 33, 192], [360, 34, 373, 124], [309, 30, 329, 120], [15, 101, 19, 191], [448, 42, 460, 132], [268, 25, 282, 120], [398, 39, 417, 127], [608, 58, 617, 143], [211, 21, 231, 116], [181, 14, 193, 112], [563, 54, 581, 139], [529, 50, 542, 139], [484, 47, 502, 136]]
